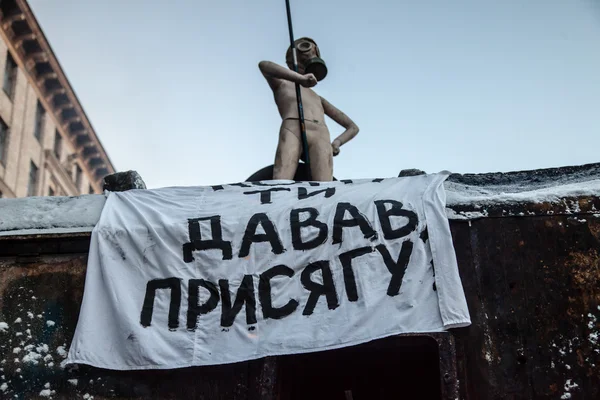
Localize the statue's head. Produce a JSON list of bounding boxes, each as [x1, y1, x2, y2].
[[286, 37, 328, 81]]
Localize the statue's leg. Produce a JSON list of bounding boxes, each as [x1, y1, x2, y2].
[[273, 126, 302, 180], [308, 137, 333, 181]]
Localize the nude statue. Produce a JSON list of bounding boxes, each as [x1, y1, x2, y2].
[[258, 37, 359, 181]]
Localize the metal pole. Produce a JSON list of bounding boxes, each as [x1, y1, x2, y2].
[[284, 0, 311, 171]]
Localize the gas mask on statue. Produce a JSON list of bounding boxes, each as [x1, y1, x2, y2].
[[286, 37, 328, 81]]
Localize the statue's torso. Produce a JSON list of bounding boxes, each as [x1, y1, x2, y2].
[[273, 80, 326, 124]]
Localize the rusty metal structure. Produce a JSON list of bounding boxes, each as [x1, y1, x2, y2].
[[0, 163, 599, 399]]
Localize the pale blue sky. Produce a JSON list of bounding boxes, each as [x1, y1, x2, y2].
[[29, 0, 600, 188]]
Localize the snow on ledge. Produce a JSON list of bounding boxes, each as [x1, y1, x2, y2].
[[445, 179, 600, 206], [0, 176, 599, 236], [0, 195, 105, 237], [444, 178, 600, 220]]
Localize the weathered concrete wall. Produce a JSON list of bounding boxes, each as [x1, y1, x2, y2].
[[0, 212, 598, 399]]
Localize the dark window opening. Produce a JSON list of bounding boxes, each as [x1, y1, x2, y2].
[[28, 161, 39, 197], [44, 78, 61, 92], [35, 62, 53, 76], [70, 121, 85, 134], [22, 40, 42, 55], [75, 164, 82, 190], [48, 187, 55, 197], [88, 184, 94, 194], [53, 93, 69, 108], [0, 1, 20, 22], [53, 130, 62, 160], [277, 335, 442, 400], [3, 52, 18, 99], [34, 100, 45, 141], [61, 107, 77, 120], [0, 118, 8, 165], [11, 20, 31, 37]]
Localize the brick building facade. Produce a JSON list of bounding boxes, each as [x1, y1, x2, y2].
[[0, 0, 114, 198]]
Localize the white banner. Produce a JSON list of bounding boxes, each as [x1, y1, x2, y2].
[[66, 173, 470, 370]]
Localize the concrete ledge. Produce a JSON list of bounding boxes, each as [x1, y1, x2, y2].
[[0, 194, 105, 236], [1, 163, 599, 236]]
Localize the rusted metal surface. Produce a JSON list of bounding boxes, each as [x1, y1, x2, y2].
[[0, 250, 280, 399], [452, 215, 600, 399], [0, 256, 270, 399], [0, 233, 91, 257], [1, 201, 599, 398], [0, 255, 87, 399], [431, 333, 459, 400]]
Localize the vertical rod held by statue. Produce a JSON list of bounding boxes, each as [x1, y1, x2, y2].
[[284, 0, 311, 168]]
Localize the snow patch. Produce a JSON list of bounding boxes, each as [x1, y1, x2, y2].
[[67, 379, 78, 386], [0, 195, 106, 235], [39, 389, 54, 397], [56, 346, 67, 358], [13, 318, 21, 324], [0, 383, 7, 392], [0, 323, 8, 332], [444, 178, 600, 219], [560, 379, 579, 399], [446, 179, 600, 207], [22, 351, 42, 364], [46, 321, 55, 327], [27, 312, 33, 319], [36, 344, 49, 354], [445, 209, 488, 220]]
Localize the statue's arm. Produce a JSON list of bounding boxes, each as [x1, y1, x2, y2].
[[321, 96, 359, 155], [258, 61, 316, 89]]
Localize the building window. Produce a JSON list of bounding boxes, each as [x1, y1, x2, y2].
[[3, 52, 17, 99], [33, 100, 45, 141], [48, 187, 55, 196], [0, 117, 8, 165], [28, 161, 39, 197], [75, 164, 82, 189], [0, 189, 3, 198], [53, 130, 62, 160], [88, 184, 94, 194]]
